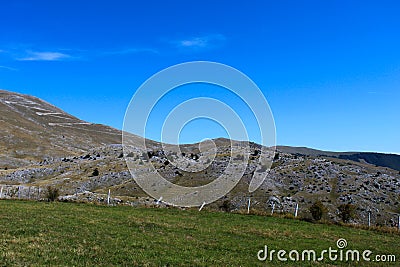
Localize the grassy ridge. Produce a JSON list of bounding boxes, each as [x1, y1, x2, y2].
[[0, 200, 398, 266]]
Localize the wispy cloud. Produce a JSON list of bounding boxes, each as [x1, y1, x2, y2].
[[17, 51, 72, 61], [103, 47, 158, 55], [367, 91, 396, 96], [180, 38, 209, 48], [0, 65, 18, 71], [1, 44, 158, 62], [173, 34, 226, 49]]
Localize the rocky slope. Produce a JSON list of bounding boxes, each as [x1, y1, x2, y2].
[[0, 90, 399, 226], [0, 90, 122, 168]]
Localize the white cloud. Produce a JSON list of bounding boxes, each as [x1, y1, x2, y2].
[[2, 44, 158, 62], [17, 51, 71, 61], [180, 38, 209, 47], [175, 34, 226, 49], [0, 65, 18, 71]]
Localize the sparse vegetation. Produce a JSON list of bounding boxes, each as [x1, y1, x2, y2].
[[91, 168, 99, 176], [309, 200, 327, 221], [45, 186, 59, 202], [271, 161, 280, 169], [219, 199, 232, 212], [338, 203, 356, 223]]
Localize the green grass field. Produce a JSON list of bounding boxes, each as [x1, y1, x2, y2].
[[0, 200, 398, 266]]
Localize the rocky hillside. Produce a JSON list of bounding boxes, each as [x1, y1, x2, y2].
[[0, 90, 399, 227], [1, 139, 399, 226], [0, 90, 122, 168]]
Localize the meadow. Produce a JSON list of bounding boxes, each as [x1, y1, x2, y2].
[[0, 200, 398, 266]]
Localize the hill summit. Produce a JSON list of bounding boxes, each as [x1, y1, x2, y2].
[[0, 89, 122, 168]]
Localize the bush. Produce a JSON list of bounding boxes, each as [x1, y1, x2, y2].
[[46, 186, 59, 202], [219, 200, 232, 212], [271, 162, 280, 169], [92, 168, 99, 176], [309, 201, 327, 221], [338, 203, 356, 223]]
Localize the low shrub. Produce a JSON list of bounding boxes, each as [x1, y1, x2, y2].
[[46, 186, 59, 202]]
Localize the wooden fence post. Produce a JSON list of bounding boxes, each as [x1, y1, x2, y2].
[[199, 202, 206, 211], [368, 211, 371, 227], [398, 215, 400, 231], [107, 189, 111, 205]]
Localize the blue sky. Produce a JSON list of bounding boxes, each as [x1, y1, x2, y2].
[[0, 0, 399, 153]]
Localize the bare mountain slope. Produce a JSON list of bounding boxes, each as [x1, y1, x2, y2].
[[0, 90, 122, 168]]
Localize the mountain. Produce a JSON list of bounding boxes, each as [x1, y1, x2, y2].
[[0, 90, 399, 226], [278, 146, 400, 171], [0, 90, 122, 168]]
